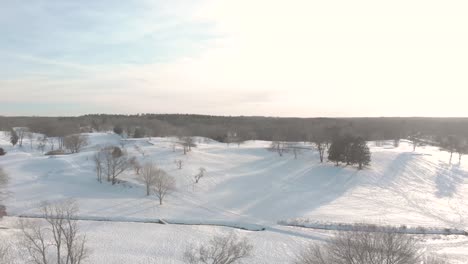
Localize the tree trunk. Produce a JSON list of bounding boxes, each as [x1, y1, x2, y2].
[[449, 151, 453, 164]]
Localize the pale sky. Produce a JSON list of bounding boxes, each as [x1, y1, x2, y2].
[[1, 0, 467, 117]]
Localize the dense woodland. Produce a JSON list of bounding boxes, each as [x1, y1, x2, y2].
[[2, 114, 468, 143]]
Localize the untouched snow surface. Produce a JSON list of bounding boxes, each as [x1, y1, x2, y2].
[[1, 132, 468, 262]]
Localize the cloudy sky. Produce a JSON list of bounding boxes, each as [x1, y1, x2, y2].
[[1, 0, 467, 117]]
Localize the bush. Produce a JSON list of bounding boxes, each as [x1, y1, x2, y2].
[[45, 149, 66, 156], [184, 233, 253, 264], [295, 229, 449, 264], [0, 148, 5, 156]]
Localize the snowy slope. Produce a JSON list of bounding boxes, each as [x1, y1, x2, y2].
[[1, 132, 468, 262]]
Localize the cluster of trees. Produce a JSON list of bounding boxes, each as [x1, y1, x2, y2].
[[328, 136, 371, 169], [438, 135, 468, 164], [93, 146, 131, 185], [93, 147, 177, 205], [7, 126, 89, 155], [140, 162, 176, 205]]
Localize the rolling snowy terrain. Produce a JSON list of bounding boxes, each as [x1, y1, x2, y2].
[[1, 132, 468, 263]]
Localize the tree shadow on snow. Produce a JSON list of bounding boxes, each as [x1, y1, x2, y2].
[[434, 162, 467, 198]]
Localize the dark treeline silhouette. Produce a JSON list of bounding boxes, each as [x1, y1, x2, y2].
[[2, 114, 468, 143]]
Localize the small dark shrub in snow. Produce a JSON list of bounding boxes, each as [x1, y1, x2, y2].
[[0, 148, 5, 156], [45, 149, 66, 156]]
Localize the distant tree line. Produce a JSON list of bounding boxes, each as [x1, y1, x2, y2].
[[4, 115, 468, 142]]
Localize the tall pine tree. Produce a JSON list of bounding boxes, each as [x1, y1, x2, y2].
[[350, 137, 371, 170]]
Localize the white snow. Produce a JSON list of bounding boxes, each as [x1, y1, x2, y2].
[[1, 133, 468, 263]]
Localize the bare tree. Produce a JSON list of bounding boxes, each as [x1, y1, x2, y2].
[[312, 137, 327, 163], [64, 134, 89, 154], [129, 157, 142, 175], [37, 136, 48, 153], [20, 200, 88, 264], [92, 151, 105, 183], [153, 170, 175, 205], [49, 137, 56, 151], [175, 159, 183, 170], [295, 229, 429, 264], [179, 136, 196, 155], [100, 146, 131, 185], [184, 233, 253, 264], [16, 127, 28, 147], [408, 133, 421, 152], [270, 141, 287, 157], [140, 162, 159, 196], [194, 167, 207, 184], [456, 139, 468, 164]]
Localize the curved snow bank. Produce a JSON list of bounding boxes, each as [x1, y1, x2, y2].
[[278, 219, 468, 236], [163, 219, 266, 231], [15, 214, 265, 231]]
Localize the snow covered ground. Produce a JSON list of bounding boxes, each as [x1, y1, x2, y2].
[[1, 132, 468, 262]]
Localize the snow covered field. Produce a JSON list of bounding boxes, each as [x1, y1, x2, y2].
[[1, 132, 468, 263]]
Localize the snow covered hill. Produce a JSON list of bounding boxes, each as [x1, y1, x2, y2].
[[1, 132, 468, 263]]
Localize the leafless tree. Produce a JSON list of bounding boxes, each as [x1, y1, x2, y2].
[[17, 127, 28, 147], [285, 143, 302, 159], [153, 170, 175, 205], [312, 138, 327, 163], [49, 137, 56, 151], [92, 151, 105, 183], [37, 136, 48, 153], [129, 157, 142, 175], [456, 140, 468, 164], [140, 162, 159, 196], [100, 146, 131, 185], [20, 200, 88, 264], [64, 134, 89, 154], [270, 141, 287, 157], [408, 133, 421, 152], [184, 233, 253, 264], [294, 229, 433, 264], [194, 167, 207, 184], [175, 159, 183, 170], [179, 136, 196, 155]]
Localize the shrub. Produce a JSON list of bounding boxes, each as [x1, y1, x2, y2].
[[45, 149, 66, 156], [0, 148, 5, 156]]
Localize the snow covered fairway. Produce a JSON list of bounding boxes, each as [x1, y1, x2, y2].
[[1, 132, 468, 262]]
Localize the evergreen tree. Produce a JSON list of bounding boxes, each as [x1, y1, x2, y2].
[[350, 137, 371, 169], [10, 129, 18, 146], [113, 125, 123, 135], [133, 127, 145, 138], [342, 134, 355, 165], [328, 138, 345, 165]]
